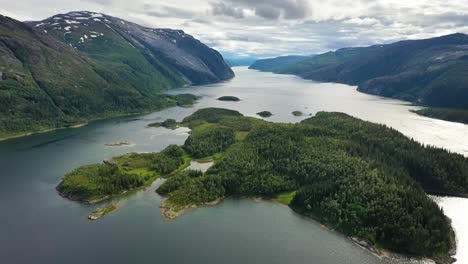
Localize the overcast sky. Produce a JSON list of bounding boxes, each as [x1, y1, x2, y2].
[[2, 0, 468, 58]]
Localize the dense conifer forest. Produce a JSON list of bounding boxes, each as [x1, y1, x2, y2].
[[60, 108, 468, 260]]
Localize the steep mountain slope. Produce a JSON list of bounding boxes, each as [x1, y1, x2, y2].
[[28, 11, 233, 85], [0, 13, 233, 138], [262, 34, 468, 109], [249, 55, 310, 71]]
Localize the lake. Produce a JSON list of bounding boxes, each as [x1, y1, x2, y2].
[[0, 67, 466, 264]]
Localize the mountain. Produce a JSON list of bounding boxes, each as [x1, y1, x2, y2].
[[0, 12, 233, 138], [28, 11, 233, 85], [249, 55, 311, 71], [258, 34, 468, 110], [225, 57, 257, 67]]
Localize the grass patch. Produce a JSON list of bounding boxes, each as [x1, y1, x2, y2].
[[275, 191, 297, 205]]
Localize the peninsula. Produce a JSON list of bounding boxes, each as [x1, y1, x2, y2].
[[58, 108, 468, 262]]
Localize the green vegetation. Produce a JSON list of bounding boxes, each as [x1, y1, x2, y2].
[[249, 55, 309, 72], [292, 111, 303, 116], [255, 33, 468, 111], [183, 124, 235, 158], [257, 111, 273, 117], [171, 94, 199, 108], [0, 14, 231, 139], [60, 107, 468, 260], [57, 145, 185, 203], [413, 108, 468, 124], [155, 108, 467, 260], [275, 191, 296, 205], [148, 119, 178, 130], [217, 96, 241, 102]]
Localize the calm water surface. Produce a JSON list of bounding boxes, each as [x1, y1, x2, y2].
[[0, 67, 466, 264]]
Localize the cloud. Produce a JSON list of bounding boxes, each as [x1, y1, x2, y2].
[[145, 5, 196, 19], [212, 0, 311, 20], [255, 5, 281, 20], [1, 0, 468, 58], [212, 2, 244, 19], [344, 17, 381, 26]]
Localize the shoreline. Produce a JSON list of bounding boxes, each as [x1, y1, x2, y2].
[[159, 197, 225, 221], [56, 179, 154, 205], [0, 94, 202, 142], [158, 195, 456, 263], [250, 68, 466, 127], [0, 112, 148, 142]]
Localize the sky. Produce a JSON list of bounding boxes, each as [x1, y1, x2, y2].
[[1, 0, 468, 58]]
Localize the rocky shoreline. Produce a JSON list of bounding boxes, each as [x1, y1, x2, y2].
[[104, 141, 132, 147], [159, 197, 225, 221], [88, 203, 119, 220]]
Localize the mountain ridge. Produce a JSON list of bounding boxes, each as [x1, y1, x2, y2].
[[249, 55, 312, 71], [0, 12, 233, 139], [250, 33, 468, 110]]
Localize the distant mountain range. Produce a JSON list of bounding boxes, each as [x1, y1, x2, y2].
[[0, 11, 233, 138], [249, 55, 312, 71], [225, 57, 257, 67], [250, 33, 468, 110]]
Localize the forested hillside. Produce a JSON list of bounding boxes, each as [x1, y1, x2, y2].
[[0, 12, 233, 139], [60, 108, 468, 261], [252, 33, 468, 111], [249, 55, 310, 71], [157, 108, 467, 260]]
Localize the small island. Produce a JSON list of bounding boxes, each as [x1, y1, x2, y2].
[[217, 96, 241, 102], [105, 141, 131, 147], [256, 111, 273, 117], [292, 111, 303, 116], [88, 203, 118, 220], [58, 108, 468, 263], [148, 118, 178, 129]]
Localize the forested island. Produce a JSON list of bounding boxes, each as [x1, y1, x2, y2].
[[58, 108, 468, 262], [257, 111, 273, 117], [217, 96, 241, 102]]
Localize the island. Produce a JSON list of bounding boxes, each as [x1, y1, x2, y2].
[[217, 96, 241, 102], [148, 119, 178, 129], [292, 111, 303, 116], [256, 111, 273, 117], [413, 108, 468, 125], [58, 108, 468, 263]]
